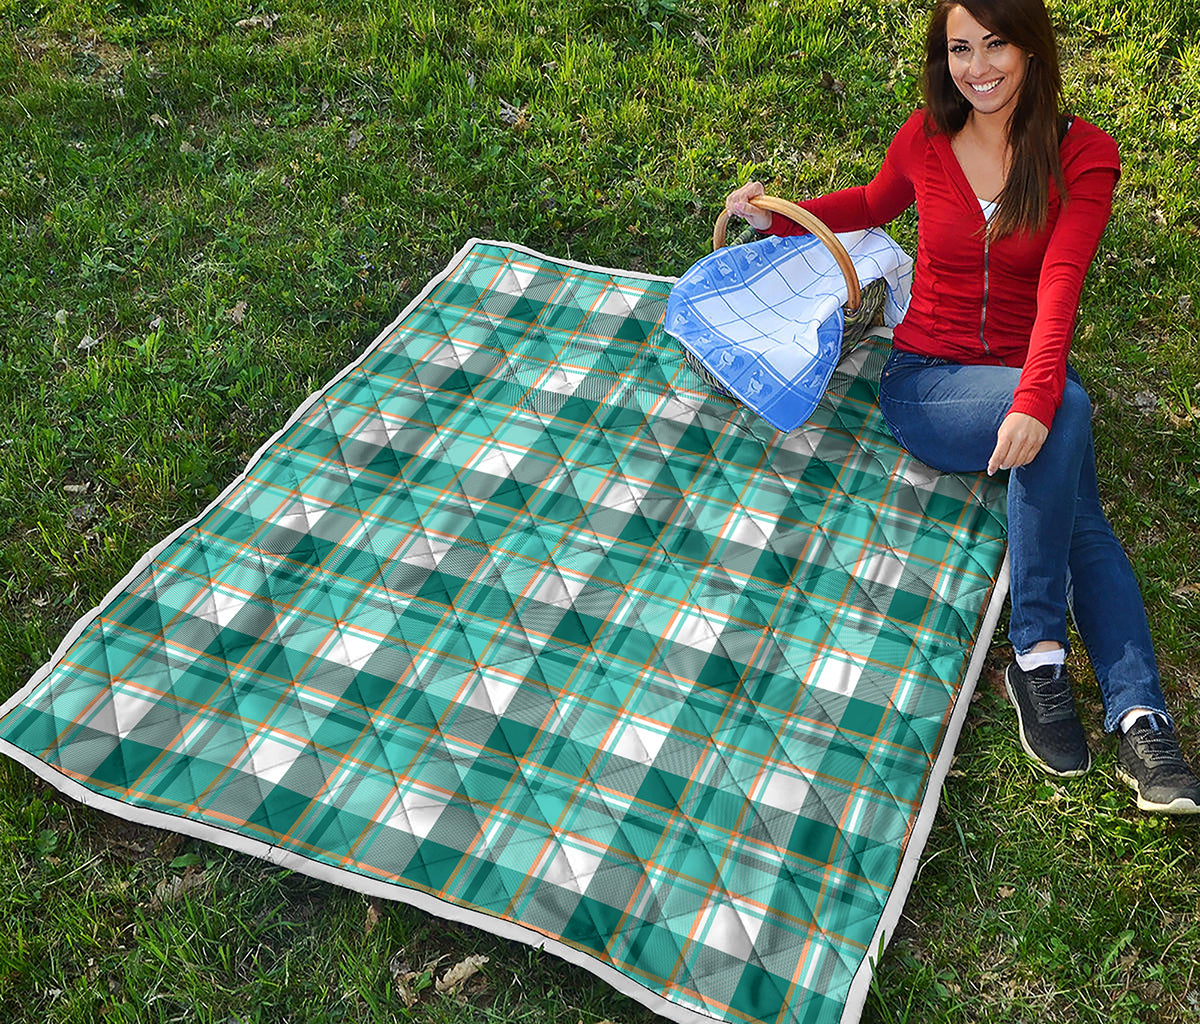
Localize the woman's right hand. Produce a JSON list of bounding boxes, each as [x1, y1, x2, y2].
[[725, 181, 773, 232]]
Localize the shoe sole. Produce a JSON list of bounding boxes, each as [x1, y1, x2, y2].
[[1004, 667, 1092, 778], [1115, 766, 1200, 815]]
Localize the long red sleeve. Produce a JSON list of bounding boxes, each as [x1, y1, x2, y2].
[[1009, 165, 1118, 424]]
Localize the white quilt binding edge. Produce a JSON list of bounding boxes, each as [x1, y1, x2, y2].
[[0, 239, 1009, 1024], [840, 551, 1010, 1023]]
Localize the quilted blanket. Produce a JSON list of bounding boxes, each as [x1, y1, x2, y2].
[[0, 240, 1008, 1024]]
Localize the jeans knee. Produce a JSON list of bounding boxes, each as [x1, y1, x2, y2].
[[1042, 381, 1092, 453], [1057, 381, 1092, 433]]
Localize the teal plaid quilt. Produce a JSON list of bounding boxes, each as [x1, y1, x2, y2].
[[0, 240, 1008, 1024]]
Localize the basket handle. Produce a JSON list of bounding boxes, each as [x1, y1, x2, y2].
[[713, 195, 861, 312]]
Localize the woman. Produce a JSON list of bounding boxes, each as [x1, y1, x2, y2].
[[725, 0, 1199, 813]]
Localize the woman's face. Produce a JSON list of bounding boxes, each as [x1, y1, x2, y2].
[[945, 5, 1030, 120]]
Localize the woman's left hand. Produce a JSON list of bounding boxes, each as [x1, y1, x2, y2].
[[987, 412, 1049, 475]]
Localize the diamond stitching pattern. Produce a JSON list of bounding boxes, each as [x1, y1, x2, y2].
[[0, 241, 1007, 1024]]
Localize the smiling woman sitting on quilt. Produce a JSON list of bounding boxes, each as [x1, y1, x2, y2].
[[726, 0, 1200, 814]]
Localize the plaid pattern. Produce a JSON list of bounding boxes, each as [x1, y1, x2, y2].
[[0, 241, 1007, 1024]]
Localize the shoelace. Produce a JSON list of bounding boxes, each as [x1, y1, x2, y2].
[[1133, 728, 1187, 770], [1030, 671, 1075, 718]]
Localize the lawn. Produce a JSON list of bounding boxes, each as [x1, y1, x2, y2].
[[1, 0, 1199, 1021]]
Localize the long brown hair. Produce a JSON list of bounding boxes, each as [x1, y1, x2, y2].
[[923, 0, 1068, 238]]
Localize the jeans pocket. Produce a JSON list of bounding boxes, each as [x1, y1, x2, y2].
[[882, 349, 929, 384]]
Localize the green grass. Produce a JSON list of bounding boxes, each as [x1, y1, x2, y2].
[[2, 0, 1199, 1021]]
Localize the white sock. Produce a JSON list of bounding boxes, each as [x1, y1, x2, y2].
[[1120, 709, 1165, 733], [1016, 648, 1066, 673]]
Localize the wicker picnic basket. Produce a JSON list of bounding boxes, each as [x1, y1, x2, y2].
[[684, 195, 887, 397]]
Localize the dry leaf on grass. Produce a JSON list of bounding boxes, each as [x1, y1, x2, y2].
[[364, 896, 383, 935], [227, 300, 248, 324], [393, 977, 419, 1007], [151, 867, 208, 908], [436, 953, 488, 993], [236, 12, 279, 30], [498, 98, 528, 128], [1132, 390, 1157, 413], [388, 953, 426, 1008]]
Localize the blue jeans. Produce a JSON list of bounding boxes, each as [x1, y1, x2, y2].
[[878, 349, 1168, 732]]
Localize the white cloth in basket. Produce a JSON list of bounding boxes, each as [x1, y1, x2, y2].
[[666, 229, 914, 431]]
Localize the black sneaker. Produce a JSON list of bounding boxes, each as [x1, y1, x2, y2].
[[1116, 716, 1200, 815], [1004, 662, 1092, 777]]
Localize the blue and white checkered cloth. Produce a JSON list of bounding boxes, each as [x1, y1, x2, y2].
[[666, 229, 914, 432]]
